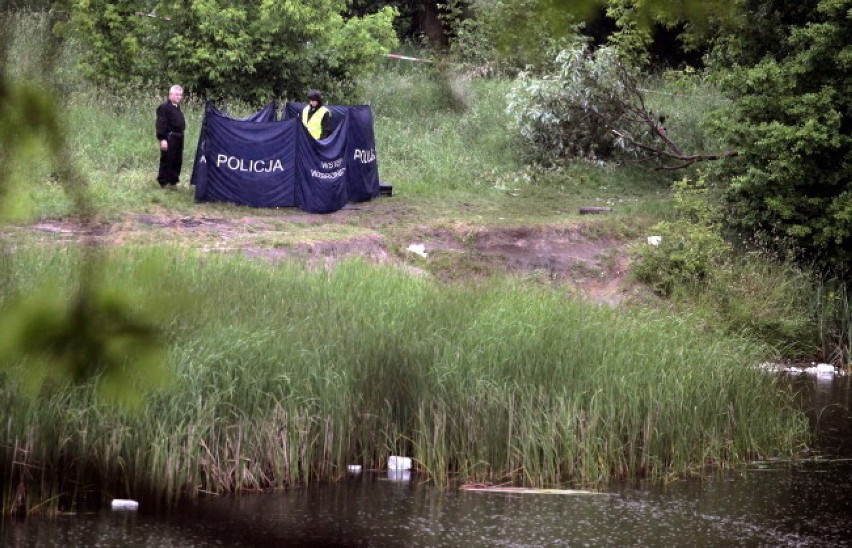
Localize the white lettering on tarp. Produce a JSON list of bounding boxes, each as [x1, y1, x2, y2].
[[310, 167, 347, 180], [353, 149, 376, 163], [199, 156, 207, 163], [215, 154, 284, 173], [320, 157, 344, 170]]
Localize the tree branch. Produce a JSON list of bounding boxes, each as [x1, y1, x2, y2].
[[611, 129, 738, 169]]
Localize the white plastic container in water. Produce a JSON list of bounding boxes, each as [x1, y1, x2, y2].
[[387, 455, 412, 470], [347, 464, 362, 474], [387, 468, 411, 482], [110, 499, 139, 511], [814, 363, 836, 376]]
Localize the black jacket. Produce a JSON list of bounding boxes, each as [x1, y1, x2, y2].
[[156, 101, 186, 141]]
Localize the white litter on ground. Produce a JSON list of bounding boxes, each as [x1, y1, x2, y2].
[[647, 236, 662, 246], [407, 243, 428, 257]]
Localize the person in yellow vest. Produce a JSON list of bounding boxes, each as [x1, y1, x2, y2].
[[302, 90, 331, 140]]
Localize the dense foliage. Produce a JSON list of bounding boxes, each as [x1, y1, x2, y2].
[[444, 0, 582, 70], [633, 177, 731, 297], [506, 44, 629, 164], [498, 0, 849, 274], [709, 0, 851, 273], [438, 0, 737, 71], [505, 43, 730, 168], [66, 0, 398, 101]]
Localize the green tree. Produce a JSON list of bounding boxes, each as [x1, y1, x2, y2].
[[600, 0, 723, 68], [440, 0, 737, 70], [67, 0, 398, 101], [447, 0, 582, 70], [709, 0, 851, 273], [346, 0, 420, 40]]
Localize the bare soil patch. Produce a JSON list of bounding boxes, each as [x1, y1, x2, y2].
[[13, 211, 636, 305], [407, 224, 632, 304]]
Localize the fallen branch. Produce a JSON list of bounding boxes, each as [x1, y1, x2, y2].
[[611, 129, 738, 170]]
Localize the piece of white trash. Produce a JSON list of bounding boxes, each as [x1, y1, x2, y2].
[[347, 464, 362, 474], [388, 455, 412, 470], [388, 468, 411, 482], [647, 236, 662, 246], [809, 363, 837, 377], [111, 499, 139, 511], [407, 244, 428, 257]]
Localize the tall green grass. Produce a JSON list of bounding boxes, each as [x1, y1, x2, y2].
[[643, 244, 852, 368], [811, 280, 851, 367], [1, 247, 808, 512], [361, 68, 524, 198], [643, 69, 731, 157]]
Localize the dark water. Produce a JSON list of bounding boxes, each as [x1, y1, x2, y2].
[[3, 374, 850, 547]]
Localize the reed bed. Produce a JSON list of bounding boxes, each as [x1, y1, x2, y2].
[[0, 247, 808, 512]]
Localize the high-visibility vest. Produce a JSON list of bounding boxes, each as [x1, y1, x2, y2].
[[302, 105, 330, 139]]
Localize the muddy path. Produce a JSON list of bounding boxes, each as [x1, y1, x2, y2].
[[8, 201, 640, 306]]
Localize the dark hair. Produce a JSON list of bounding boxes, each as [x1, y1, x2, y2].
[[307, 90, 322, 102]]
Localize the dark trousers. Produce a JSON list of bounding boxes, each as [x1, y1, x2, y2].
[[157, 135, 184, 185]]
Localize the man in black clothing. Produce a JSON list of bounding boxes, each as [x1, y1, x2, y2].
[[156, 85, 186, 187]]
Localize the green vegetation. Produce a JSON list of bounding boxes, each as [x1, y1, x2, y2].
[[709, 0, 851, 274], [1, 248, 808, 512], [7, 59, 670, 225], [503, 43, 732, 168], [632, 177, 850, 363], [65, 0, 398, 101], [2, 4, 849, 515]]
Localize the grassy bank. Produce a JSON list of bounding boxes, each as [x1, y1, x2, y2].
[[0, 9, 840, 517], [1, 247, 808, 513]]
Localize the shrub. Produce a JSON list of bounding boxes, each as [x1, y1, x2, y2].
[[632, 219, 730, 297], [506, 44, 629, 165], [632, 176, 730, 296], [506, 42, 734, 169], [708, 0, 851, 274]]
